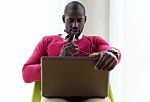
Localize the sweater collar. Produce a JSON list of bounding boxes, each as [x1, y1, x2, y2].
[[61, 32, 83, 41]]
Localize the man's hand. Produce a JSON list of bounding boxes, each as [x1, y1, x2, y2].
[[59, 42, 79, 56], [89, 51, 118, 71]]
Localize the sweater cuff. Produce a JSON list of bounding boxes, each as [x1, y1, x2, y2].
[[107, 49, 118, 59]]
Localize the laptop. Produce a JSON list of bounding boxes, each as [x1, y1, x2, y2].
[[41, 56, 109, 98]]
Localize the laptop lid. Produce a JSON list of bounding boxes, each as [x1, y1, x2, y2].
[[41, 56, 109, 98]]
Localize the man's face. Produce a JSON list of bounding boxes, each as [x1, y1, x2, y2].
[[63, 9, 86, 37]]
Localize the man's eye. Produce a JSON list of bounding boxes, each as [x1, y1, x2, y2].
[[68, 19, 74, 23], [77, 19, 83, 22]]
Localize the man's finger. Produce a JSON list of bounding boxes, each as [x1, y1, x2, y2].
[[89, 52, 101, 58], [103, 58, 115, 70], [101, 57, 113, 70], [95, 53, 107, 70], [107, 60, 117, 71]]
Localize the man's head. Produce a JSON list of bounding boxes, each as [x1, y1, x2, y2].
[[62, 1, 86, 38]]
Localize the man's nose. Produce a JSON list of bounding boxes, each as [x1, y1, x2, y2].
[[72, 21, 79, 28]]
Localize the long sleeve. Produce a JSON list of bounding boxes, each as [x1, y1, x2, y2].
[[93, 36, 121, 62], [22, 37, 47, 83]]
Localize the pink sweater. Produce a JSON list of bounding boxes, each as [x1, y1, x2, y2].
[[22, 34, 121, 83]]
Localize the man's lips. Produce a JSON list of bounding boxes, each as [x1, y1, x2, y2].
[[71, 30, 78, 32], [71, 30, 79, 33]]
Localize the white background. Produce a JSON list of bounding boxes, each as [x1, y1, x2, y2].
[[0, 0, 66, 102], [109, 0, 150, 102]]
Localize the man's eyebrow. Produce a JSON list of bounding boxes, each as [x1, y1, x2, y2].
[[77, 17, 85, 19], [67, 17, 85, 19]]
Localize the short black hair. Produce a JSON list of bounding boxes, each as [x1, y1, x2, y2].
[[64, 1, 85, 15]]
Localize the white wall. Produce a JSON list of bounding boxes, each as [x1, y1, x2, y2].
[[0, 0, 65, 102], [109, 0, 150, 102], [78, 0, 110, 40], [109, 0, 124, 101], [123, 0, 150, 101]]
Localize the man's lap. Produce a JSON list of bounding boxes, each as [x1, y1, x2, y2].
[[41, 97, 111, 102]]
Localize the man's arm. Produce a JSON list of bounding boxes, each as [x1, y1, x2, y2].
[[22, 37, 47, 83], [89, 36, 121, 71]]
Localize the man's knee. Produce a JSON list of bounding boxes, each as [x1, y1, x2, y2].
[[82, 97, 111, 102], [41, 97, 68, 102]]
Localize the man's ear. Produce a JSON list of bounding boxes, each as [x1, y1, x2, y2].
[[62, 15, 65, 23], [84, 15, 87, 23]]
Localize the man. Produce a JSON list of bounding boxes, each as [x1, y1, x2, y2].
[[22, 1, 121, 102]]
